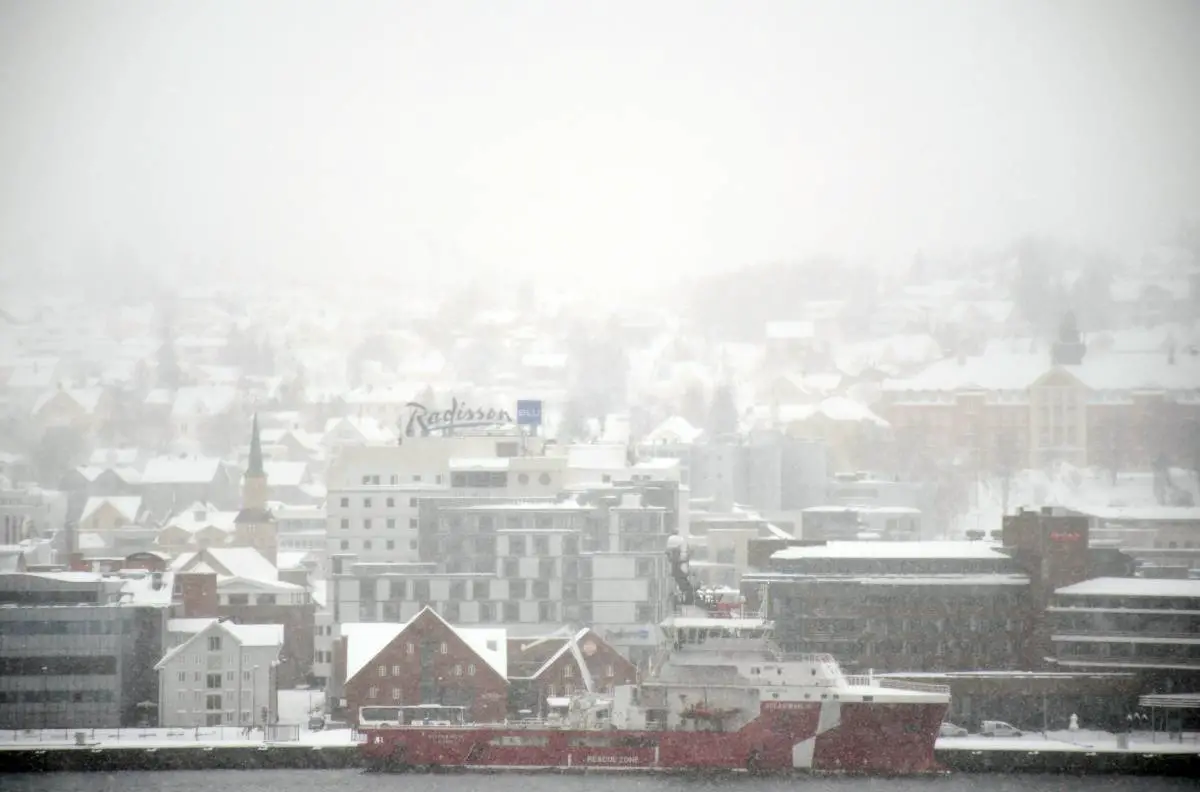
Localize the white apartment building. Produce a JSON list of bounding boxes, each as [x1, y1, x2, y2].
[[325, 433, 560, 564], [332, 491, 674, 664], [154, 618, 283, 727]]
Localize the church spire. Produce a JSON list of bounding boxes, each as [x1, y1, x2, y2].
[[247, 413, 264, 478]]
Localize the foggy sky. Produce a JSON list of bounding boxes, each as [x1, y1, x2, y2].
[[1, 0, 1198, 287]]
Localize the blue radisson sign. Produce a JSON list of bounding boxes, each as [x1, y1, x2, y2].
[[516, 399, 543, 427]]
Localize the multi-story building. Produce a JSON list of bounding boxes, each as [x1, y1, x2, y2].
[[333, 490, 676, 665], [154, 617, 282, 728], [0, 570, 170, 728], [744, 540, 1033, 672], [1047, 577, 1200, 691], [324, 431, 561, 564], [879, 331, 1200, 473]]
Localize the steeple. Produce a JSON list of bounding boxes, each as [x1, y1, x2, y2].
[[235, 412, 275, 564], [248, 412, 264, 478]]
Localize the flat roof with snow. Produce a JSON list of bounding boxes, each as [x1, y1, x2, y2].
[[772, 540, 1008, 561], [1055, 577, 1200, 599]]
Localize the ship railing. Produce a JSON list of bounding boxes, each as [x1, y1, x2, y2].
[[843, 676, 950, 695]]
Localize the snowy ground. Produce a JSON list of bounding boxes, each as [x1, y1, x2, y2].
[[937, 729, 1200, 754], [0, 689, 358, 749]]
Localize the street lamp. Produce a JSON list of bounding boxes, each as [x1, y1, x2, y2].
[[252, 666, 259, 729], [41, 666, 48, 730]]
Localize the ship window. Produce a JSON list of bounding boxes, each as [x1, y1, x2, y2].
[[569, 736, 616, 748], [832, 694, 839, 700], [776, 668, 782, 675], [811, 669, 817, 675], [863, 696, 873, 702], [804, 693, 811, 699], [821, 694, 828, 699], [751, 667, 760, 675]]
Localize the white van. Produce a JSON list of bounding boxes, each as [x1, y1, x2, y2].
[[979, 720, 1023, 737]]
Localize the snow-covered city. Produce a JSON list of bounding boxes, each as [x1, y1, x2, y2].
[[2, 0, 1199, 782]]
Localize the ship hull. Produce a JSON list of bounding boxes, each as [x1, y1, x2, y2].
[[362, 700, 947, 775]]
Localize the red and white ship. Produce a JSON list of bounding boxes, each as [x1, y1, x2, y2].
[[359, 538, 950, 774]]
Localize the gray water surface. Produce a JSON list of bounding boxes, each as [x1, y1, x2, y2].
[[0, 773, 1195, 792]]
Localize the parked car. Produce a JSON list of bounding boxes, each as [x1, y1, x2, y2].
[[307, 716, 325, 731], [979, 720, 1023, 737], [939, 722, 968, 737]]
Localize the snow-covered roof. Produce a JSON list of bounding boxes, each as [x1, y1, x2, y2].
[[457, 625, 507, 679], [263, 461, 307, 487], [171, 547, 278, 583], [766, 321, 815, 340], [31, 387, 105, 416], [772, 540, 1009, 561], [79, 496, 143, 525], [88, 448, 139, 467], [168, 618, 217, 635], [643, 415, 704, 445], [154, 618, 283, 670], [171, 385, 238, 418], [224, 622, 285, 647], [141, 456, 222, 484], [343, 621, 410, 682], [1055, 577, 1200, 600]]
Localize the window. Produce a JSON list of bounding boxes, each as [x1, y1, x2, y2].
[[472, 580, 489, 599], [206, 674, 222, 689], [206, 694, 222, 710], [379, 665, 387, 677], [406, 642, 414, 655], [386, 540, 395, 550], [226, 671, 234, 681], [387, 518, 396, 529], [538, 473, 551, 486], [509, 536, 526, 556], [409, 518, 418, 529], [534, 536, 550, 555], [439, 642, 448, 654], [468, 664, 476, 676], [391, 665, 401, 676], [510, 579, 527, 598], [363, 518, 372, 530], [340, 540, 349, 550], [363, 540, 372, 550], [409, 498, 418, 507], [454, 664, 463, 676], [518, 473, 530, 485], [340, 497, 349, 507], [368, 686, 378, 699], [340, 519, 349, 529], [392, 688, 401, 701], [208, 636, 222, 651], [227, 594, 249, 605], [386, 497, 395, 508], [177, 671, 186, 682]]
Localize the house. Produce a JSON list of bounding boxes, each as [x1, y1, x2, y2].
[[79, 496, 145, 533], [506, 628, 637, 715], [336, 607, 508, 724], [155, 502, 237, 551], [321, 416, 398, 449], [140, 456, 238, 514], [170, 386, 240, 450], [31, 387, 111, 434], [154, 617, 283, 727], [170, 549, 313, 687]]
